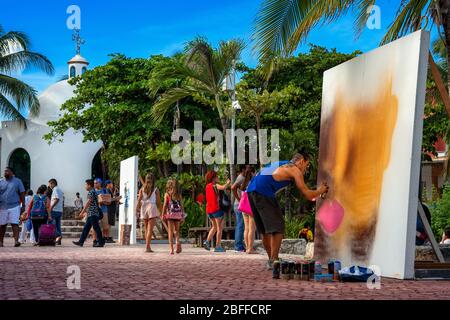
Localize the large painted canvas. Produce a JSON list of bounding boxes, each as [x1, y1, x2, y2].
[[314, 30, 429, 279]]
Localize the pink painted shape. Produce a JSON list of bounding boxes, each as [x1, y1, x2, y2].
[[317, 199, 344, 234]]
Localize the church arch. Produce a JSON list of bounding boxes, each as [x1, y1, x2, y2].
[[8, 148, 31, 190], [70, 66, 76, 78]]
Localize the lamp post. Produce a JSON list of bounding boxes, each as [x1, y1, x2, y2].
[[224, 60, 241, 193]]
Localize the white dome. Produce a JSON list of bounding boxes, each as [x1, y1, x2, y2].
[[68, 54, 89, 65], [29, 80, 75, 124]]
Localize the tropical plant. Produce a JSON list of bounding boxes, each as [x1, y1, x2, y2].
[[151, 37, 245, 135], [0, 24, 54, 122], [429, 183, 450, 241], [180, 197, 206, 237], [253, 1, 450, 91], [236, 82, 279, 165]]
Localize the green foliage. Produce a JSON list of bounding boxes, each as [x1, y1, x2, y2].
[[284, 213, 314, 239], [429, 184, 450, 241], [180, 198, 206, 237]]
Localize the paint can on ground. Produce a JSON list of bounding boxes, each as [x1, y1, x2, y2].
[[281, 261, 290, 280], [333, 260, 341, 280], [288, 261, 296, 279], [308, 260, 315, 277], [328, 260, 335, 275], [272, 260, 280, 279], [294, 261, 302, 280], [301, 261, 310, 281], [314, 261, 322, 276]]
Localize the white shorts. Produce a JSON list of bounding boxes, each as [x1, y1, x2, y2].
[[0, 206, 21, 225]]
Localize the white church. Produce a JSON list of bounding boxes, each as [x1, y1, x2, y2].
[[0, 44, 102, 207]]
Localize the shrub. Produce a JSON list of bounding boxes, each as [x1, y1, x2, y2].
[[180, 198, 205, 238], [429, 184, 450, 241], [284, 211, 315, 239]]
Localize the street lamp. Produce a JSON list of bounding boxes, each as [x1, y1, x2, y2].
[[224, 60, 239, 189]]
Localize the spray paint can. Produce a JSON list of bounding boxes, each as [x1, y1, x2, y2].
[[314, 261, 322, 275], [333, 260, 341, 280], [281, 261, 290, 280], [288, 261, 296, 279], [309, 260, 315, 276], [328, 260, 335, 275], [300, 261, 309, 281]]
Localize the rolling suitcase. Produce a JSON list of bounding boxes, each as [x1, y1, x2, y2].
[[38, 223, 56, 246]]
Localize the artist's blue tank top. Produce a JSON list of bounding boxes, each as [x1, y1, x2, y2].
[[247, 161, 292, 198]]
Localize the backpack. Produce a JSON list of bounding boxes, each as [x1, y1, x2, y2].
[[31, 195, 47, 219], [165, 195, 185, 220]]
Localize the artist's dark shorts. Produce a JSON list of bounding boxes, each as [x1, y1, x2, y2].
[[248, 191, 285, 234]]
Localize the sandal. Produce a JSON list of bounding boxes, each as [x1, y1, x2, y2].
[[145, 248, 154, 253], [176, 243, 182, 254], [246, 249, 258, 254]]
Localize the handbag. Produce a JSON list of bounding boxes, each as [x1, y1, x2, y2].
[[238, 191, 253, 215]]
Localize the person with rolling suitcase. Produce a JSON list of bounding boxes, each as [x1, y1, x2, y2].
[[26, 185, 53, 246]]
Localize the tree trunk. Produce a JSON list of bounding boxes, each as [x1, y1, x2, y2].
[[445, 10, 450, 93], [175, 100, 181, 174], [100, 145, 108, 180], [256, 115, 262, 168]]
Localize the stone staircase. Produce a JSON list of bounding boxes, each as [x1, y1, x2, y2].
[[5, 219, 85, 238]]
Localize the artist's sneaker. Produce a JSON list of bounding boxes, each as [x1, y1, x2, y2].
[[266, 259, 274, 270], [203, 240, 211, 251], [214, 246, 226, 253]]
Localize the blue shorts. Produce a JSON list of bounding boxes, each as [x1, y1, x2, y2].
[[208, 210, 224, 219]]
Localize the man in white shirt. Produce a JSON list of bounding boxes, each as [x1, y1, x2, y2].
[[48, 178, 64, 245]]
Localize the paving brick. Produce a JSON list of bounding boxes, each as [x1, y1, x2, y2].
[[0, 238, 447, 300]]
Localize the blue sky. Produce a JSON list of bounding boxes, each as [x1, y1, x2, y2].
[[0, 0, 433, 94]]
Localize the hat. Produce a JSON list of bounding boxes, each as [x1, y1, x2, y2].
[[105, 180, 112, 185], [94, 178, 102, 184]]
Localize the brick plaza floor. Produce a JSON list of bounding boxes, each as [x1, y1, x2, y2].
[[0, 238, 446, 300]]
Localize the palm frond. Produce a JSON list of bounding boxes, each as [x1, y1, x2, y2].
[[151, 86, 198, 124], [0, 74, 40, 115], [0, 92, 26, 122], [381, 0, 430, 44], [253, 0, 356, 61], [353, 0, 377, 37], [0, 31, 31, 56], [0, 50, 54, 75]]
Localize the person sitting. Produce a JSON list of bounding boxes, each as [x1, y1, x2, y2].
[[440, 227, 450, 245], [298, 222, 314, 242]]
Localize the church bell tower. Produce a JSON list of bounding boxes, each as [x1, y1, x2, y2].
[[68, 29, 89, 79]]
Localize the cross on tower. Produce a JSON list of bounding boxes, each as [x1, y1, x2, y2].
[[72, 28, 85, 55]]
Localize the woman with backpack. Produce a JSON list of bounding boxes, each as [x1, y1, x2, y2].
[[26, 185, 51, 245], [161, 178, 185, 255], [204, 171, 231, 253], [136, 173, 162, 253]]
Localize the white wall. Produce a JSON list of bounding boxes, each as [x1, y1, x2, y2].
[[0, 120, 102, 207]]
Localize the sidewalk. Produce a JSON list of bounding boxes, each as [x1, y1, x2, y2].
[[0, 238, 447, 300]]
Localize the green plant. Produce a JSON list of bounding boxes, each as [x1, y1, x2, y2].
[[283, 213, 314, 239], [180, 198, 206, 237], [429, 184, 450, 241]]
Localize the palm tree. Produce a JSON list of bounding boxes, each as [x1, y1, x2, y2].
[[237, 84, 278, 166], [253, 1, 450, 91], [0, 24, 54, 123], [151, 37, 245, 137]]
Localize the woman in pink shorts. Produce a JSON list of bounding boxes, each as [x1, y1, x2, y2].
[[136, 173, 162, 252]]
